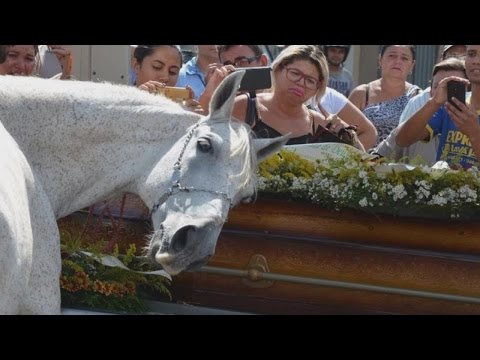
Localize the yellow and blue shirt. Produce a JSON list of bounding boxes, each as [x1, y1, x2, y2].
[[426, 93, 480, 169]]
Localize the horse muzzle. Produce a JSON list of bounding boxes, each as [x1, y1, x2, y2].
[[150, 217, 223, 275]]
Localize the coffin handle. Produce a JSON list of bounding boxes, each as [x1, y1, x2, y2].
[[242, 254, 275, 289]]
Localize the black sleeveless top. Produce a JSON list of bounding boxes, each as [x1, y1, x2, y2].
[[244, 94, 315, 145]]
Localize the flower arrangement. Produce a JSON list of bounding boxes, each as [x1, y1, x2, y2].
[[60, 228, 171, 313], [257, 147, 480, 221]]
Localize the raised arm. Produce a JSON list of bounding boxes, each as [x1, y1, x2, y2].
[[395, 98, 439, 147], [396, 76, 468, 147], [199, 64, 236, 116]]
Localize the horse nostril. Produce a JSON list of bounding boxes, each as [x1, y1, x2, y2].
[[171, 225, 196, 253]]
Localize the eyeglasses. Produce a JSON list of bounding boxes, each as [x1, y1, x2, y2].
[[222, 55, 261, 68], [285, 68, 320, 90]]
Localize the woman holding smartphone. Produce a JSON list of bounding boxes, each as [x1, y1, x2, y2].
[[132, 45, 203, 113], [132, 45, 183, 91]]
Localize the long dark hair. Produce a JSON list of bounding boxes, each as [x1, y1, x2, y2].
[[380, 45, 416, 60], [133, 45, 182, 66]]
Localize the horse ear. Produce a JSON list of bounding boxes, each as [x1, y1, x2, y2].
[[208, 70, 245, 121], [254, 134, 289, 162]]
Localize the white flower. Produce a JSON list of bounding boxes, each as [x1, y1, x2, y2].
[[257, 149, 480, 220], [359, 197, 368, 207]]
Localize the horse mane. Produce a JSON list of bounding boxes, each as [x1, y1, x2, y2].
[[227, 120, 257, 190]]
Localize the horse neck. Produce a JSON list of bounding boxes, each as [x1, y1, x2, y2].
[[0, 77, 202, 218]]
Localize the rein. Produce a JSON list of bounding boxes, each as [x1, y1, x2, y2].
[[150, 122, 233, 215]]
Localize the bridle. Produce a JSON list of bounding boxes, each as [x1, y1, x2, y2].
[[150, 122, 233, 216]]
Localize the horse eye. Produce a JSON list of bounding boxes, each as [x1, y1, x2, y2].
[[197, 137, 212, 153]]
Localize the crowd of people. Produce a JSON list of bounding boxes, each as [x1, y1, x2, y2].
[[2, 44, 479, 170]]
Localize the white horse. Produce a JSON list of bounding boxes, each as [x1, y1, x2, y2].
[[0, 72, 287, 314]]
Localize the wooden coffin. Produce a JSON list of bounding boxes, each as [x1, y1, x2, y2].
[[58, 194, 480, 315]]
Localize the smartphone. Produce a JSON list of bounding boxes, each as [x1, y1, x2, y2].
[[238, 67, 272, 92], [157, 87, 192, 102], [447, 80, 466, 110]]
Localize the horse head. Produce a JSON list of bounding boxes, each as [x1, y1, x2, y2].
[[145, 71, 288, 275]]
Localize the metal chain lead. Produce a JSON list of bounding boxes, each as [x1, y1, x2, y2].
[[150, 122, 232, 216], [173, 123, 200, 171]]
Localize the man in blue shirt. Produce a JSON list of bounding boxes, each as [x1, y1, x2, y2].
[[176, 45, 219, 100]]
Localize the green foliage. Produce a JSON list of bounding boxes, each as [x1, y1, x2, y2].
[[60, 230, 171, 313], [257, 149, 480, 221], [259, 150, 317, 180]]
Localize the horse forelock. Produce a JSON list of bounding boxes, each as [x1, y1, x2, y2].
[[235, 122, 257, 190], [195, 119, 256, 191], [222, 121, 257, 191]]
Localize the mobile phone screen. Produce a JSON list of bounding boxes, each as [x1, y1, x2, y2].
[[447, 80, 466, 110], [238, 67, 272, 91], [157, 87, 191, 102]]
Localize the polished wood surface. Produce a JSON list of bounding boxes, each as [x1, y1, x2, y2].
[[58, 195, 480, 314], [226, 199, 480, 254], [176, 230, 480, 314]]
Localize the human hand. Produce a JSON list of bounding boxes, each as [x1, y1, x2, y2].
[[183, 98, 206, 114], [205, 63, 222, 85], [205, 64, 236, 89], [183, 85, 205, 113], [446, 100, 480, 140], [317, 105, 349, 134], [138, 80, 165, 94], [197, 65, 236, 116], [326, 114, 350, 134], [48, 45, 72, 79], [433, 76, 470, 106], [184, 85, 197, 100]]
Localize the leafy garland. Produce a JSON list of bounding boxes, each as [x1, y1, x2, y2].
[[60, 229, 171, 313], [257, 148, 480, 221]]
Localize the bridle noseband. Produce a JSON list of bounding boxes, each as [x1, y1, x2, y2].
[[150, 122, 233, 216]]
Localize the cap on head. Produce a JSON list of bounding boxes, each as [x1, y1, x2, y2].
[[443, 45, 454, 56], [322, 45, 351, 62], [442, 45, 466, 60]]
